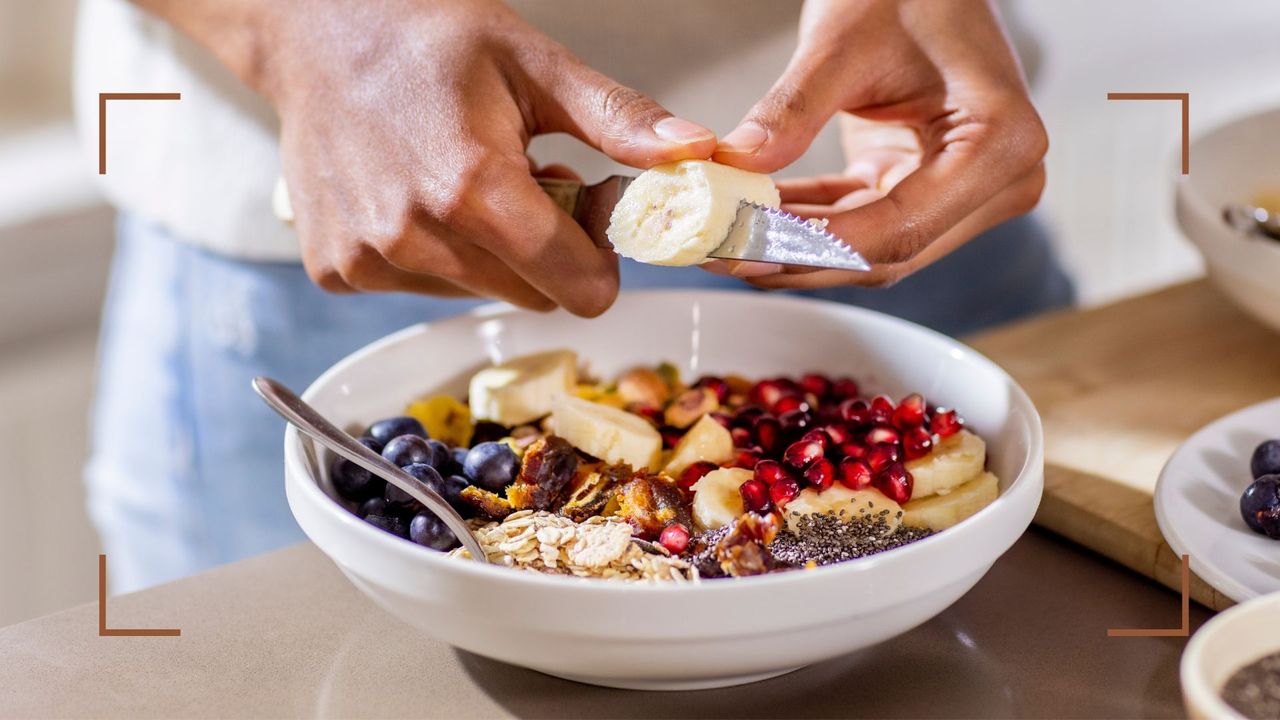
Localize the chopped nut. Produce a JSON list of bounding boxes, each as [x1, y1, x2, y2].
[[616, 368, 671, 408], [664, 387, 719, 429]]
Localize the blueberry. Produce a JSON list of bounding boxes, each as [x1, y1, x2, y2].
[[449, 447, 470, 474], [382, 435, 437, 468], [471, 421, 510, 446], [1250, 440, 1280, 480], [1241, 475, 1280, 539], [331, 437, 385, 500], [357, 497, 387, 519], [385, 462, 444, 511], [359, 434, 384, 454], [366, 416, 427, 446], [409, 511, 459, 551], [463, 441, 520, 492], [442, 474, 469, 508], [364, 512, 408, 539], [425, 439, 451, 469]]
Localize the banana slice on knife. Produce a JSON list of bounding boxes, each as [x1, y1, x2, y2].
[[607, 160, 780, 266]]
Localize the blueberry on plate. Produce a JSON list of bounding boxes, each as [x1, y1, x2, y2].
[[1250, 439, 1280, 480], [463, 441, 520, 492], [385, 463, 445, 510], [331, 437, 385, 500], [1241, 475, 1280, 539], [364, 512, 409, 539], [366, 416, 427, 446], [382, 435, 437, 468], [409, 511, 459, 551]]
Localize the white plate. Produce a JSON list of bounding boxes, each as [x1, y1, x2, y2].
[[1154, 398, 1280, 602]]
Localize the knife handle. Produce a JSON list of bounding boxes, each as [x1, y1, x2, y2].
[[536, 176, 631, 249]]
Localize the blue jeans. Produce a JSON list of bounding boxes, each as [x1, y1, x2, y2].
[[87, 214, 1072, 592]]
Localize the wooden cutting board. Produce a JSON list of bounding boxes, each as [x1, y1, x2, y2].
[[964, 280, 1280, 611]]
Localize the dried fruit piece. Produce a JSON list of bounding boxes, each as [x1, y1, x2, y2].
[[664, 387, 720, 429], [507, 436, 580, 510], [616, 367, 672, 408], [716, 512, 782, 577], [613, 473, 691, 539], [459, 485, 514, 521]]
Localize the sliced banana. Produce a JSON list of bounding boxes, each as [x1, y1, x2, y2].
[[606, 160, 781, 266], [690, 467, 752, 531], [469, 350, 577, 427], [905, 430, 986, 499], [663, 414, 733, 477], [902, 471, 999, 531], [549, 395, 662, 471], [783, 485, 903, 534]]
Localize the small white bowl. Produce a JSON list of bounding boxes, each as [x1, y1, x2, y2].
[[1182, 592, 1280, 719], [1176, 107, 1280, 334], [283, 290, 1044, 690]]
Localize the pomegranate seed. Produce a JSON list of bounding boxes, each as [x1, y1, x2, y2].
[[772, 395, 808, 415], [869, 395, 896, 425], [832, 377, 860, 400], [778, 409, 812, 436], [800, 429, 830, 451], [739, 479, 772, 513], [749, 379, 789, 409], [783, 439, 825, 469], [840, 399, 871, 426], [839, 457, 874, 490], [694, 376, 730, 404], [864, 426, 901, 446], [754, 459, 792, 486], [631, 404, 663, 426], [659, 425, 684, 449], [804, 457, 836, 491], [840, 441, 868, 460], [730, 426, 752, 447], [815, 403, 844, 424], [733, 404, 767, 427], [931, 408, 963, 438], [769, 475, 801, 506], [903, 426, 934, 460], [867, 443, 901, 473], [893, 393, 927, 430], [822, 423, 855, 446], [875, 462, 914, 503], [659, 523, 690, 554], [733, 447, 763, 469], [677, 461, 719, 492], [751, 415, 782, 454], [800, 373, 833, 399], [709, 412, 734, 429]]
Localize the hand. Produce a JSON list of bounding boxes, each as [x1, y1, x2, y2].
[[139, 0, 716, 315], [710, 0, 1047, 289]]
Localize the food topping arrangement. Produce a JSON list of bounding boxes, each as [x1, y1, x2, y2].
[[329, 349, 1000, 581], [1243, 439, 1280, 540]]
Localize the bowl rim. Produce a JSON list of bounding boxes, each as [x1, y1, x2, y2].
[[284, 288, 1044, 594], [1180, 592, 1280, 720]]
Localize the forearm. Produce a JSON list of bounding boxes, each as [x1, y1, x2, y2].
[[128, 0, 278, 97]]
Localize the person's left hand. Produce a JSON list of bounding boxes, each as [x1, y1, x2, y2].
[[708, 0, 1047, 289]]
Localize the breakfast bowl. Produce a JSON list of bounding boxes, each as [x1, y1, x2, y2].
[[1176, 106, 1280, 334], [283, 290, 1044, 690], [1182, 592, 1280, 719]]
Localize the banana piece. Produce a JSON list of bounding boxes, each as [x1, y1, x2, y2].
[[905, 430, 986, 499], [690, 467, 752, 531], [549, 395, 662, 471], [469, 350, 577, 427], [607, 160, 781, 266], [783, 485, 903, 534], [663, 414, 733, 477], [902, 471, 999, 531]]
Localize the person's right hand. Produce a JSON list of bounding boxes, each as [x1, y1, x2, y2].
[[146, 0, 715, 316]]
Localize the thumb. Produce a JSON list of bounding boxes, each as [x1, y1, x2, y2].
[[534, 61, 717, 169], [714, 54, 845, 173]]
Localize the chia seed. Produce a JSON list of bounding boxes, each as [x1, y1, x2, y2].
[[1223, 651, 1280, 719]]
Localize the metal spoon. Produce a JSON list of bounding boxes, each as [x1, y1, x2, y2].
[[252, 376, 489, 563], [1223, 204, 1280, 241]]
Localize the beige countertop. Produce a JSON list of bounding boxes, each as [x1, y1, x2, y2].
[[0, 528, 1209, 718]]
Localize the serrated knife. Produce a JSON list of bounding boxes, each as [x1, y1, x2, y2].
[[538, 176, 871, 272]]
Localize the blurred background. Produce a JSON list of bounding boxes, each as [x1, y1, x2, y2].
[[2, 0, 1279, 627]]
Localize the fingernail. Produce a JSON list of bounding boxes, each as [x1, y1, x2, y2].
[[718, 121, 768, 154], [654, 117, 715, 145]]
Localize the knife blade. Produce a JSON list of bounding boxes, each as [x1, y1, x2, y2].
[[538, 176, 871, 272]]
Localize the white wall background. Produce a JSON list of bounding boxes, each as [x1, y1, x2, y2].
[[2, 0, 1279, 625]]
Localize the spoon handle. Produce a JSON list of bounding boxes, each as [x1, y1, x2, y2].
[[252, 377, 489, 563]]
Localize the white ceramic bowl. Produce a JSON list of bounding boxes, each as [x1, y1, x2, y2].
[[1176, 106, 1280, 334], [1182, 592, 1280, 719], [284, 290, 1044, 690]]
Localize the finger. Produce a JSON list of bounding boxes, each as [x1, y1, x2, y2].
[[776, 175, 869, 205], [532, 163, 582, 182], [713, 52, 847, 173], [528, 59, 716, 168], [700, 259, 783, 278]]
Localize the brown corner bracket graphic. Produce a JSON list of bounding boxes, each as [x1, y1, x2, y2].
[[1105, 92, 1190, 175], [98, 554, 181, 637], [97, 92, 182, 175], [1106, 554, 1190, 638]]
